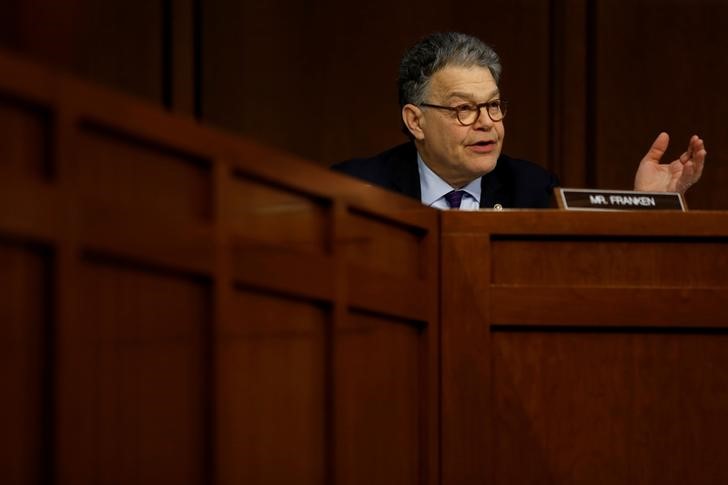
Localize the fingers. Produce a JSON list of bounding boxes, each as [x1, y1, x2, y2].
[[675, 135, 707, 193], [680, 135, 706, 164], [680, 135, 695, 163], [693, 146, 706, 178]]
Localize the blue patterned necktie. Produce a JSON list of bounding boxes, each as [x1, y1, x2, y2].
[[444, 190, 466, 209]]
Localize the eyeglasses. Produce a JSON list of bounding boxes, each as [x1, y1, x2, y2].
[[419, 99, 508, 125]]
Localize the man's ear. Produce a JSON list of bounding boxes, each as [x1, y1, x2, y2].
[[402, 104, 425, 140]]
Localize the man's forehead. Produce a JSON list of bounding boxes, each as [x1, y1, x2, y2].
[[428, 65, 499, 100], [444, 89, 500, 101]]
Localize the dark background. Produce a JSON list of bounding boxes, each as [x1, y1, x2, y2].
[[2, 0, 726, 208]]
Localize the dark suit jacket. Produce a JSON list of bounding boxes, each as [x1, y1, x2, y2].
[[333, 142, 559, 209]]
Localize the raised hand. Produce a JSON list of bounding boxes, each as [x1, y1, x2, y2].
[[634, 132, 706, 194]]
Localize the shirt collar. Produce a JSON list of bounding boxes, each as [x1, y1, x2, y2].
[[417, 152, 482, 207]]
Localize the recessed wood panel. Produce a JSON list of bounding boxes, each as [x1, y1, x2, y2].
[[491, 237, 728, 287], [0, 240, 50, 484], [76, 124, 211, 221], [335, 310, 422, 485], [492, 330, 728, 484], [490, 287, 728, 328], [68, 259, 208, 484], [228, 172, 330, 253], [0, 96, 51, 180], [344, 210, 424, 279], [217, 289, 327, 485]]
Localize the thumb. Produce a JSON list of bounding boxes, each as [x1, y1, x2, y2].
[[643, 132, 670, 163]]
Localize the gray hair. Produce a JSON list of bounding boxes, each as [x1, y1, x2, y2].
[[398, 32, 502, 108]]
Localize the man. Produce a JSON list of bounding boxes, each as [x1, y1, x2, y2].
[[333, 32, 706, 209]]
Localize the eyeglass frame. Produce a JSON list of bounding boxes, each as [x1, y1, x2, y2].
[[419, 99, 508, 126]]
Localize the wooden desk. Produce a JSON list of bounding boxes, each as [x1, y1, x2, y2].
[[441, 210, 728, 484]]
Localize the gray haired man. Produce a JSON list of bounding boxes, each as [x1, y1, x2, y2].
[[334, 32, 705, 209]]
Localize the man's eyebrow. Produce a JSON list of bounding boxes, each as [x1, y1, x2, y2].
[[446, 89, 500, 101]]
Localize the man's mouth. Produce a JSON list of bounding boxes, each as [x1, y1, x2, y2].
[[467, 140, 497, 153]]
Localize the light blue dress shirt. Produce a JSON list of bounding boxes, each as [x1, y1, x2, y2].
[[417, 153, 481, 210]]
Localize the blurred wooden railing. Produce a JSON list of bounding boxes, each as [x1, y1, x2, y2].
[[0, 48, 439, 485]]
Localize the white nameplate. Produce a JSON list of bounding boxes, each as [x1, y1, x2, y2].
[[555, 188, 686, 211]]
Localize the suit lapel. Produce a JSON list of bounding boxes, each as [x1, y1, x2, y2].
[[391, 143, 422, 201], [480, 163, 505, 208]]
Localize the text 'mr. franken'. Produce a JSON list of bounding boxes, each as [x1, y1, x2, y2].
[[589, 194, 656, 207]]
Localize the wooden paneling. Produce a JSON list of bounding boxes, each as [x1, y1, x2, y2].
[[63, 259, 208, 484], [440, 232, 493, 485], [2, 0, 727, 207], [490, 287, 728, 328], [0, 0, 164, 104], [72, 1, 165, 102], [0, 51, 439, 484], [343, 209, 424, 279], [0, 95, 52, 180], [227, 171, 330, 254], [441, 210, 728, 484], [462, 0, 553, 170], [335, 310, 422, 485], [217, 289, 327, 484], [491, 237, 728, 286], [76, 124, 212, 222], [548, 0, 589, 186], [200, 0, 555, 169], [0, 241, 51, 485], [493, 331, 728, 484], [594, 0, 728, 208]]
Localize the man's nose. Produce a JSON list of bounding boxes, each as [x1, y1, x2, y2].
[[472, 106, 494, 130]]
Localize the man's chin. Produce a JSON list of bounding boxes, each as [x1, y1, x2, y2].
[[466, 153, 499, 176]]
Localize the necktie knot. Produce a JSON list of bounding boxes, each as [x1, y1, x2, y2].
[[444, 190, 466, 209]]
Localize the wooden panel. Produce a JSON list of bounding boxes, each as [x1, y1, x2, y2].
[[334, 310, 422, 485], [443, 210, 728, 238], [0, 0, 164, 104], [230, 245, 335, 302], [0, 46, 440, 485], [201, 0, 554, 170], [346, 270, 429, 322], [441, 211, 728, 485], [201, 0, 359, 165], [169, 0, 196, 115], [549, 0, 588, 186], [79, 211, 216, 277], [440, 233, 493, 485], [0, 95, 51, 180], [0, 240, 50, 484], [491, 287, 728, 328], [492, 237, 728, 286], [492, 330, 728, 484], [76, 124, 212, 222], [62, 259, 208, 484], [217, 289, 327, 485], [228, 171, 330, 253], [340, 208, 431, 320], [72, 1, 165, 103], [594, 0, 728, 209], [343, 209, 424, 279], [464, 0, 552, 170]]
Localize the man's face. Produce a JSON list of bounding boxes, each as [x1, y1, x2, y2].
[[407, 65, 505, 187]]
